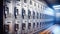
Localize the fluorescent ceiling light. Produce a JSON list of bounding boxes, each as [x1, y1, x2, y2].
[[53, 5, 60, 9]]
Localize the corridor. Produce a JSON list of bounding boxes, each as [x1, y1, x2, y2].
[[3, 0, 60, 34]]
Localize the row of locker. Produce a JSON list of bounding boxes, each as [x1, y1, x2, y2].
[[3, 0, 55, 34], [4, 20, 54, 34], [3, 7, 54, 34], [4, 6, 54, 19]]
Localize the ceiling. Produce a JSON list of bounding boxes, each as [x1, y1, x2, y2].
[[43, 0, 60, 9], [46, 0, 60, 5]]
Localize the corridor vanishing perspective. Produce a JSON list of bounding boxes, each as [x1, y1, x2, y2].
[[3, 0, 60, 34]]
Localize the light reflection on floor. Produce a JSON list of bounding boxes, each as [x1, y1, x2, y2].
[[52, 24, 60, 34], [39, 24, 60, 34]]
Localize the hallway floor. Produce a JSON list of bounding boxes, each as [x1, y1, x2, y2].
[[39, 24, 60, 34]]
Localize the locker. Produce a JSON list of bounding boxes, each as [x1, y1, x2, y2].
[[40, 22, 41, 27], [14, 7, 19, 18], [21, 23, 28, 34], [14, 24, 19, 31], [22, 23, 26, 30], [33, 23, 35, 28], [24, 0, 27, 3], [37, 12, 39, 19], [33, 11, 35, 19], [4, 6, 9, 18], [37, 22, 39, 27], [14, 24, 19, 34], [17, 0, 20, 1], [22, 8, 26, 19], [28, 23, 31, 29], [28, 10, 31, 19], [30, 0, 32, 5], [4, 25, 9, 34], [3, 0, 55, 34]]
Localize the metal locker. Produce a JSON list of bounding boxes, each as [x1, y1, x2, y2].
[[14, 24, 19, 34], [22, 8, 25, 19], [4, 24, 9, 34]]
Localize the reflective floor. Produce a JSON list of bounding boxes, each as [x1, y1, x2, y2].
[[39, 24, 60, 34], [52, 24, 60, 34]]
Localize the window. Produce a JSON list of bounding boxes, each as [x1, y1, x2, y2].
[[30, 0, 32, 5], [33, 11, 35, 19], [33, 23, 35, 28], [22, 23, 26, 30], [24, 0, 27, 3], [14, 24, 19, 31], [37, 12, 39, 19], [14, 7, 18, 18], [22, 8, 25, 19], [28, 10, 31, 19], [28, 23, 31, 29]]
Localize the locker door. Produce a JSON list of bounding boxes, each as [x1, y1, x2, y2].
[[14, 7, 18, 18], [30, 0, 32, 5], [17, 0, 20, 1], [28, 23, 31, 29], [24, 0, 27, 3], [33, 11, 35, 19], [4, 6, 9, 18], [33, 23, 35, 28], [40, 13, 41, 19], [14, 24, 19, 31], [28, 10, 31, 19], [22, 23, 26, 30], [22, 8, 25, 19], [4, 25, 9, 34], [37, 22, 39, 27], [37, 12, 39, 19], [14, 24, 19, 34], [40, 22, 41, 28]]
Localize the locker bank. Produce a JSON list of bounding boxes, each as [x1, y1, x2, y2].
[[3, 0, 58, 34]]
